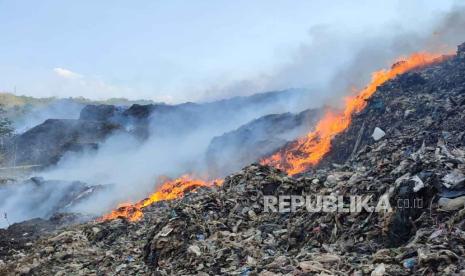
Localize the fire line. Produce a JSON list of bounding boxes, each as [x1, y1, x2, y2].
[[260, 52, 450, 175], [100, 51, 450, 222], [99, 175, 223, 222]]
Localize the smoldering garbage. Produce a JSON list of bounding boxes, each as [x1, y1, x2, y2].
[[2, 160, 465, 275], [1, 45, 465, 275]]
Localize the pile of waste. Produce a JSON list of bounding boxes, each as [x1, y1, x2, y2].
[[207, 108, 323, 176], [1, 44, 465, 275]]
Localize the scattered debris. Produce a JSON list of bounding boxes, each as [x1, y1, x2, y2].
[[371, 263, 386, 276], [438, 196, 465, 211], [1, 43, 465, 275], [442, 170, 465, 188], [372, 127, 386, 141]]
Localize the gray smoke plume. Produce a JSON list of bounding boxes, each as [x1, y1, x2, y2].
[[1, 4, 464, 228], [205, 5, 465, 103]]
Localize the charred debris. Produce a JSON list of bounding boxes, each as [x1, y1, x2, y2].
[[1, 43, 465, 275]]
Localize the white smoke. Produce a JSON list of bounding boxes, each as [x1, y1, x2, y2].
[[12, 99, 84, 133], [38, 92, 313, 212], [0, 90, 314, 227], [1, 4, 464, 228]]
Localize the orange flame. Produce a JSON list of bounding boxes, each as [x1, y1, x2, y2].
[[99, 175, 223, 222], [100, 51, 451, 222], [261, 52, 450, 175]]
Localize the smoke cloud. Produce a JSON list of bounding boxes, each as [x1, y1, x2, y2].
[[0, 90, 313, 227], [1, 4, 465, 227], [203, 4, 465, 103], [11, 99, 84, 133]]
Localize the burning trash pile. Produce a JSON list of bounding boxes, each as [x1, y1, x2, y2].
[[260, 52, 451, 176], [1, 43, 465, 275], [99, 175, 223, 222]]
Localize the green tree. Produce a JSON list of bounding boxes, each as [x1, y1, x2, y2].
[[0, 104, 13, 137]]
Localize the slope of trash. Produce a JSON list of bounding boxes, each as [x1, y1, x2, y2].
[[1, 44, 465, 275], [206, 108, 323, 176]]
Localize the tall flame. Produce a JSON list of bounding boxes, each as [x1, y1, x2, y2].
[[99, 175, 223, 222], [261, 52, 449, 175]]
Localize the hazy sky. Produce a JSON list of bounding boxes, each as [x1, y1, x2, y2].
[[0, 0, 459, 102]]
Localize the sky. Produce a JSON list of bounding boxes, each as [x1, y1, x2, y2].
[[0, 0, 459, 103]]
